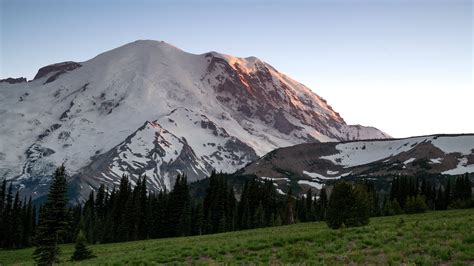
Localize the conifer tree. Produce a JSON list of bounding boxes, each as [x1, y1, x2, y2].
[[137, 176, 149, 240], [317, 186, 328, 220], [11, 191, 23, 248], [305, 189, 313, 222], [283, 189, 295, 225], [33, 165, 68, 265], [327, 181, 370, 229], [22, 197, 34, 247], [3, 183, 13, 248], [445, 178, 452, 207], [71, 229, 95, 261], [350, 184, 370, 226], [94, 184, 106, 242], [190, 202, 203, 235]]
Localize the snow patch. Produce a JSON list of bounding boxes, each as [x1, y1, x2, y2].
[[303, 170, 341, 180], [431, 136, 474, 155], [297, 180, 323, 189], [261, 176, 290, 182], [442, 158, 474, 175]]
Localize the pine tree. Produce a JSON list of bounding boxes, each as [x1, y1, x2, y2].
[[167, 174, 192, 237], [317, 186, 328, 220], [327, 182, 353, 229], [283, 189, 295, 225], [94, 184, 106, 242], [254, 203, 265, 228], [11, 191, 23, 248], [71, 229, 95, 261], [3, 183, 14, 248], [327, 181, 370, 229], [137, 176, 149, 240], [33, 165, 68, 265], [305, 189, 313, 221], [22, 197, 34, 247], [190, 202, 203, 236], [445, 178, 452, 207], [350, 184, 370, 226], [83, 191, 96, 243], [113, 175, 131, 242]]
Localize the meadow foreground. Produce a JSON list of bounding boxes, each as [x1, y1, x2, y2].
[[1, 209, 473, 265]]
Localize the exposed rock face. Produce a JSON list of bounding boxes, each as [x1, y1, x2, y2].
[[33, 61, 82, 83], [0, 40, 389, 201], [0, 77, 27, 84]]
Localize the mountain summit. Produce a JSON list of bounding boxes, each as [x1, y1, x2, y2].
[[0, 40, 389, 200]]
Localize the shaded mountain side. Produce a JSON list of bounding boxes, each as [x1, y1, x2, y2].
[[239, 134, 474, 194]]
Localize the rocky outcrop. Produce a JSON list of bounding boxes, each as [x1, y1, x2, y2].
[[0, 77, 27, 84], [33, 61, 82, 82]]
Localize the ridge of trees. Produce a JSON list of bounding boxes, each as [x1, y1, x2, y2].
[[0, 169, 472, 253]]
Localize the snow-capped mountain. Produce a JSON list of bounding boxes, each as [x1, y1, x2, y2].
[[240, 134, 474, 194], [0, 40, 389, 200]]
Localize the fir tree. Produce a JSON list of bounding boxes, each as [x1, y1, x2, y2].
[[33, 165, 68, 265], [22, 197, 35, 247], [283, 189, 295, 225], [71, 229, 95, 261], [3, 183, 13, 248], [11, 191, 23, 248], [327, 181, 370, 229], [317, 186, 328, 220], [305, 189, 314, 222]]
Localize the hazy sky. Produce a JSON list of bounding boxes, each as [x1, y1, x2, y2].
[[1, 0, 472, 138]]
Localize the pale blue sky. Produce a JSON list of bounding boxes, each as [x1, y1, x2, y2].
[[1, 0, 472, 137]]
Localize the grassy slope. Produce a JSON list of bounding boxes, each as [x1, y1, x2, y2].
[[1, 209, 473, 265]]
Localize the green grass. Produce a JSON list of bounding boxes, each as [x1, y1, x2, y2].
[[1, 209, 474, 265]]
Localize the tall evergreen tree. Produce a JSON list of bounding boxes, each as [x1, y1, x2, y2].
[[283, 189, 295, 225], [11, 191, 23, 248], [305, 189, 313, 222], [22, 197, 35, 247], [33, 165, 68, 265], [3, 183, 14, 248], [317, 186, 328, 221], [327, 181, 370, 229]]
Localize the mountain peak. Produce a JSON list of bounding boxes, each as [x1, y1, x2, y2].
[[0, 40, 390, 201], [126, 39, 183, 51]]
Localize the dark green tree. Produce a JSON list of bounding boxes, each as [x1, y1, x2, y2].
[[327, 181, 370, 229], [71, 229, 95, 261], [317, 186, 328, 220], [33, 165, 68, 265]]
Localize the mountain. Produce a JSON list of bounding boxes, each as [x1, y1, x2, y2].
[[239, 134, 474, 194], [0, 40, 389, 201]]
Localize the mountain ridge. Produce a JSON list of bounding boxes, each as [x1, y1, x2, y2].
[[0, 40, 389, 200], [239, 134, 474, 194]]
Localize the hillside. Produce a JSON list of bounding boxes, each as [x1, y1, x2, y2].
[[0, 40, 388, 201], [240, 134, 474, 193], [1, 209, 473, 265]]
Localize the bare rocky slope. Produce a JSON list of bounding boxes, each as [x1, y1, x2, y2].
[[239, 134, 474, 194]]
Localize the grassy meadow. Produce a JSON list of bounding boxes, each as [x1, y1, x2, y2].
[[1, 209, 473, 265]]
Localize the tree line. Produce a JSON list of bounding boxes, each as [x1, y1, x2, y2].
[[0, 167, 472, 263]]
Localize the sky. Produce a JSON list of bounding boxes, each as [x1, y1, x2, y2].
[[0, 0, 472, 138]]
